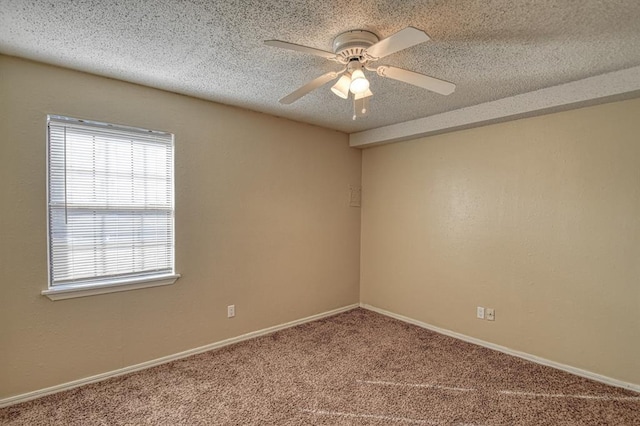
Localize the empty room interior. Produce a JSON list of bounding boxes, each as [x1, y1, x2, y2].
[[1, 1, 639, 424]]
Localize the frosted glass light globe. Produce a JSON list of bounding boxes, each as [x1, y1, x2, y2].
[[349, 69, 369, 94], [331, 74, 351, 99]]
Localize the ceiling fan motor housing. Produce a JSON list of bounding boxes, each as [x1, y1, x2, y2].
[[332, 30, 379, 63]]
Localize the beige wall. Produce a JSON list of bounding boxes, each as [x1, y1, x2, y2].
[[361, 98, 640, 385], [0, 55, 361, 399], [2, 52, 638, 400]]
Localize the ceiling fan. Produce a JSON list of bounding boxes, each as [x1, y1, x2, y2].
[[264, 27, 455, 119]]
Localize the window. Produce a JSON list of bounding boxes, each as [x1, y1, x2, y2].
[[43, 115, 179, 300]]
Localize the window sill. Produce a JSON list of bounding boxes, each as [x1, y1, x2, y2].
[[41, 274, 181, 301]]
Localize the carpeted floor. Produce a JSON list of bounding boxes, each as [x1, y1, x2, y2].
[[1, 308, 638, 425]]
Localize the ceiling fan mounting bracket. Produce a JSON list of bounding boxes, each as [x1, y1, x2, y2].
[[376, 66, 388, 77], [332, 30, 379, 64]]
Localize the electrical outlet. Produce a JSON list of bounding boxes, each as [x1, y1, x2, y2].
[[227, 305, 235, 318], [486, 308, 495, 321], [477, 306, 485, 319]]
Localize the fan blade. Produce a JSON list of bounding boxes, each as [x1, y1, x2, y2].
[[365, 27, 430, 59], [280, 72, 338, 104], [264, 40, 336, 59], [377, 66, 455, 95]]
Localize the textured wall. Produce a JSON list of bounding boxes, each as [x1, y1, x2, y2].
[[0, 55, 361, 399], [361, 98, 640, 385]]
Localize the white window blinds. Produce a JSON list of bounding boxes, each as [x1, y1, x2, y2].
[[47, 115, 175, 287]]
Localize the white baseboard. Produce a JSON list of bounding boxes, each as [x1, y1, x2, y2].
[[360, 303, 639, 393], [0, 303, 359, 408]]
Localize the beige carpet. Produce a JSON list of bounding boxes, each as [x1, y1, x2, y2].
[[2, 308, 638, 425]]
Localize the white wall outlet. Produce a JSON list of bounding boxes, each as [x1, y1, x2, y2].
[[227, 305, 235, 318], [477, 306, 485, 319], [486, 308, 495, 321]]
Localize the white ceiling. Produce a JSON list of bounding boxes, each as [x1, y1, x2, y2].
[[2, 0, 640, 144]]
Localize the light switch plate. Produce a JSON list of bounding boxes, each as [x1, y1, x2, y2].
[[349, 185, 361, 207]]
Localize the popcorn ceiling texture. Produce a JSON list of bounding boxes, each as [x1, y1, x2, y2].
[[1, 309, 638, 425], [1, 0, 640, 133]]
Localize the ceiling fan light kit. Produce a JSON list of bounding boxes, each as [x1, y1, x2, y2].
[[264, 26, 456, 119]]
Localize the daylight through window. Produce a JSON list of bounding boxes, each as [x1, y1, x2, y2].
[[46, 115, 176, 293]]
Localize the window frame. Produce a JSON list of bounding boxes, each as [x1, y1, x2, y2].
[[42, 115, 179, 300]]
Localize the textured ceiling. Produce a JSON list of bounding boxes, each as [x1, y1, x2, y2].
[[1, 0, 640, 134]]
